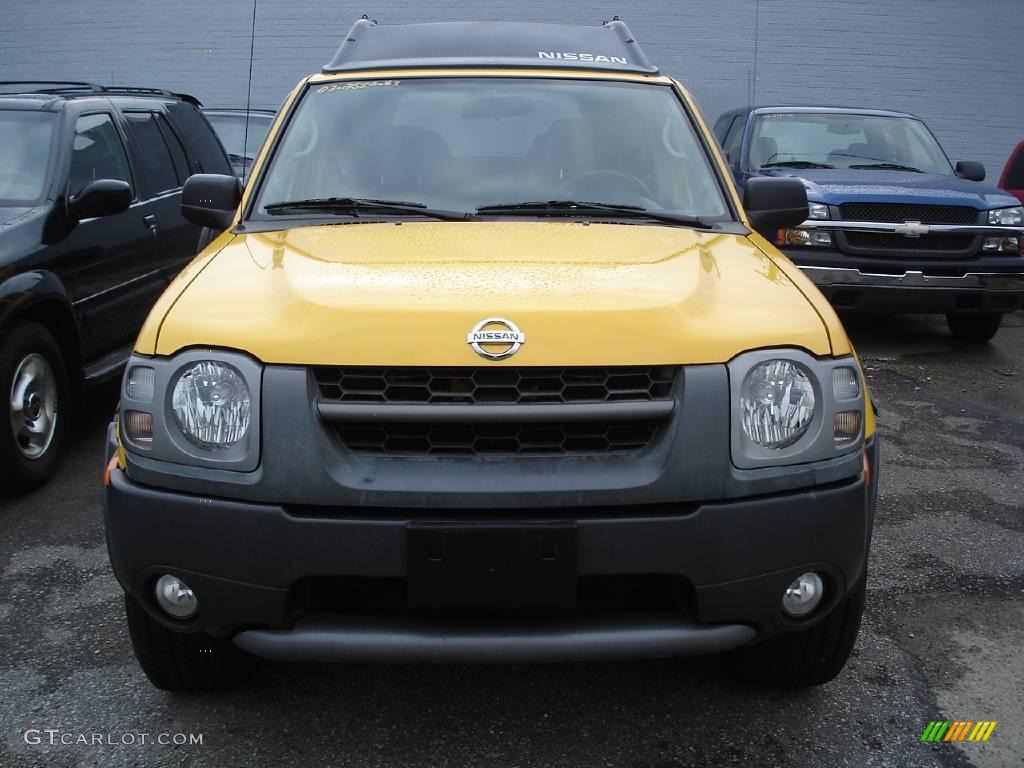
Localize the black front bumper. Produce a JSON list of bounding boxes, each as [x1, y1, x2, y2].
[[104, 439, 877, 663]]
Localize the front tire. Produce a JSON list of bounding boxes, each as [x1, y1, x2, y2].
[[0, 322, 69, 493], [946, 312, 1002, 343], [125, 594, 255, 692], [725, 574, 866, 687]]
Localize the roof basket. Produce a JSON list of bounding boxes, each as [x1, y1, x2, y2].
[[322, 18, 658, 75]]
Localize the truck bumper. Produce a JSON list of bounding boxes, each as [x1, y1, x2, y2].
[[103, 439, 878, 663]]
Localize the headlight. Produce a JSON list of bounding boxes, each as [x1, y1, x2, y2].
[[806, 202, 830, 220], [987, 206, 1023, 226], [730, 350, 865, 468], [120, 350, 261, 470], [777, 203, 832, 247], [171, 361, 251, 449], [740, 360, 816, 448]]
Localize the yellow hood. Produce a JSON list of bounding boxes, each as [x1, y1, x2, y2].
[[140, 221, 838, 366]]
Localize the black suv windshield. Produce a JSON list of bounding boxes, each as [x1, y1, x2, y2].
[[748, 112, 953, 175], [252, 78, 729, 221], [0, 111, 56, 205]]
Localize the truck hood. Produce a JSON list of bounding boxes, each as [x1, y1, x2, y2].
[[757, 168, 1020, 210], [147, 221, 834, 366]]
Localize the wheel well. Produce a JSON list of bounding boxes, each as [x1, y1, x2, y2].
[[10, 299, 83, 386]]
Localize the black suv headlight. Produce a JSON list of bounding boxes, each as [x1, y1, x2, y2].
[[729, 349, 864, 469], [120, 349, 262, 471]]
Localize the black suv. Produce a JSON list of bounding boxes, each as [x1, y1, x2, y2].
[[0, 82, 233, 491]]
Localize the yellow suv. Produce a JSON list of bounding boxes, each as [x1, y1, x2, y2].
[[104, 19, 878, 691]]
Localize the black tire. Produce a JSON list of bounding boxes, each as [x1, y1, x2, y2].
[[725, 575, 866, 687], [124, 593, 255, 692], [0, 321, 70, 493], [946, 312, 1003, 343]]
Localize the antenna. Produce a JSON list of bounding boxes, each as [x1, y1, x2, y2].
[[242, 0, 257, 184]]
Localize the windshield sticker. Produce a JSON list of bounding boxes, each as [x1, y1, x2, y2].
[[317, 80, 400, 93]]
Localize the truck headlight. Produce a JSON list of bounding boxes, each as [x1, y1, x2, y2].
[[120, 350, 262, 471], [171, 361, 251, 449], [776, 202, 831, 247], [730, 350, 865, 469], [740, 360, 815, 448], [987, 206, 1023, 226]]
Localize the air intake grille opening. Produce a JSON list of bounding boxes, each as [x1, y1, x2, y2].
[[838, 203, 978, 224]]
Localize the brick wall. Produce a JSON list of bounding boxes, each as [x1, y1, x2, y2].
[[1, 0, 1021, 176]]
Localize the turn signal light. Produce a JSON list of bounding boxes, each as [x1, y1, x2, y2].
[[124, 410, 154, 449]]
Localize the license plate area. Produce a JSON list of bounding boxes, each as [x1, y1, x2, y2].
[[407, 522, 577, 612]]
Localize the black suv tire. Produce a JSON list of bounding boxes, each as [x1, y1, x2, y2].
[[125, 594, 255, 692], [725, 574, 865, 687], [0, 322, 69, 493], [946, 312, 1002, 343]]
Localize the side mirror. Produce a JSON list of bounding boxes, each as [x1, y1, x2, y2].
[[182, 173, 242, 230], [955, 161, 985, 182], [742, 177, 809, 239], [69, 179, 131, 221]]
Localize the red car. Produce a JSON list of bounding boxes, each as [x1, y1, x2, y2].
[[999, 140, 1024, 204]]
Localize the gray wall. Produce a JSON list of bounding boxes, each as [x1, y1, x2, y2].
[[1, 0, 1021, 176]]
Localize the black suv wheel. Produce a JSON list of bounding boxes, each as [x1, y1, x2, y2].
[[125, 594, 255, 692], [0, 322, 69, 493], [725, 574, 866, 687], [946, 312, 1003, 343]]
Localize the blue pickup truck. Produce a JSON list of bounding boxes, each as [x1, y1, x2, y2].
[[714, 106, 1024, 342]]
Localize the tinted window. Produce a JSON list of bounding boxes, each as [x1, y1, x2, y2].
[[68, 113, 132, 197], [722, 116, 745, 164], [255, 78, 729, 219], [0, 111, 56, 205], [124, 111, 179, 193], [155, 113, 190, 182], [713, 115, 733, 144], [165, 102, 233, 176]]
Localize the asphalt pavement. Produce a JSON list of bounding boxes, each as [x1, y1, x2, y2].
[[1, 313, 1022, 768]]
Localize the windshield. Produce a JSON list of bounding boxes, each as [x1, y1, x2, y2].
[[748, 113, 953, 174], [206, 113, 273, 171], [0, 111, 56, 205], [252, 78, 729, 221]]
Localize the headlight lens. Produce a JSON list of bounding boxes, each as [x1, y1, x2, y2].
[[171, 361, 251, 449], [740, 360, 816, 449], [806, 202, 830, 220], [988, 206, 1024, 226]]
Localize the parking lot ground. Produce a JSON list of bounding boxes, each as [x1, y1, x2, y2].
[[1, 314, 1022, 768]]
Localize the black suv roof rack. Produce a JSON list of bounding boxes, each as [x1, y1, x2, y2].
[[323, 18, 658, 76], [0, 81, 201, 106]]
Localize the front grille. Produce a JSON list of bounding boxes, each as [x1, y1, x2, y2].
[[314, 366, 677, 404], [838, 203, 979, 224], [315, 366, 678, 456], [844, 232, 975, 252], [332, 420, 660, 455]]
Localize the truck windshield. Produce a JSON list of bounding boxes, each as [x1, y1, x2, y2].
[[748, 113, 953, 175], [252, 78, 729, 221], [0, 111, 56, 205]]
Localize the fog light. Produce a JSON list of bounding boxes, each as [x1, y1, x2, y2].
[[983, 236, 1019, 253], [782, 572, 824, 617], [154, 574, 198, 619]]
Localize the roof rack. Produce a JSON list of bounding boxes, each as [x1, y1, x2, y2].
[[323, 18, 658, 76], [0, 81, 200, 105]]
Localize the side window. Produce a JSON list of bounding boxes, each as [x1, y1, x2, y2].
[[124, 111, 179, 194], [154, 113, 190, 183], [68, 113, 132, 197], [713, 116, 734, 145], [165, 102, 233, 176], [722, 116, 745, 165]]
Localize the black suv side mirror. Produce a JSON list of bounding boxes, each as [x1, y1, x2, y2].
[[69, 179, 131, 221], [182, 174, 242, 230], [742, 177, 809, 239], [955, 161, 986, 182]]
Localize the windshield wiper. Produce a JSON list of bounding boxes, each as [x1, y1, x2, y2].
[[263, 197, 474, 222], [847, 162, 923, 172], [476, 200, 713, 229], [760, 160, 835, 169]]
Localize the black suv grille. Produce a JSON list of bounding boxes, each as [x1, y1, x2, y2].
[[314, 366, 678, 456], [314, 366, 677, 404], [844, 232, 975, 251], [838, 203, 979, 224]]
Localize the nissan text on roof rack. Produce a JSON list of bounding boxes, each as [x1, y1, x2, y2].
[[103, 19, 879, 692]]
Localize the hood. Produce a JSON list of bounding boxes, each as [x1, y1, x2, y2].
[[757, 168, 1020, 210], [146, 221, 833, 366], [0, 205, 52, 268]]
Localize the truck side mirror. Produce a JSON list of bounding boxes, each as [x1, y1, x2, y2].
[[182, 173, 242, 231], [69, 179, 131, 221], [742, 177, 809, 239], [955, 161, 985, 182]]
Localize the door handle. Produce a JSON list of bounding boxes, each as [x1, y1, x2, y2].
[[143, 214, 158, 231]]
